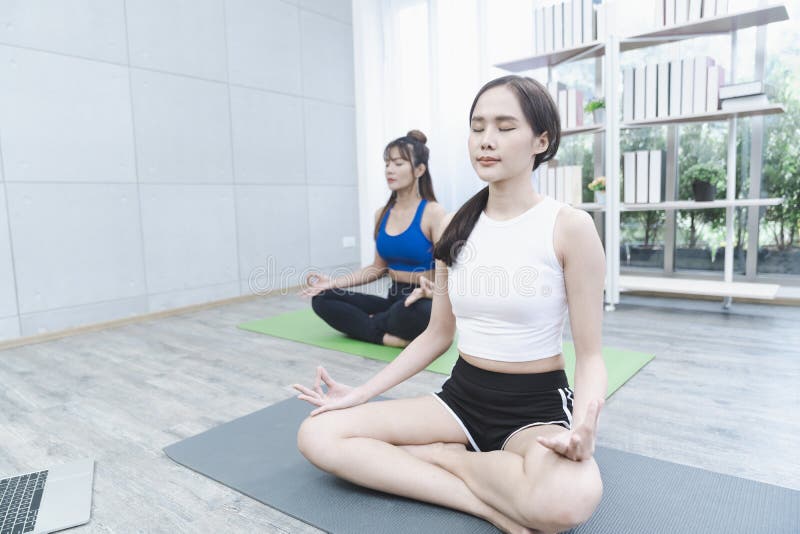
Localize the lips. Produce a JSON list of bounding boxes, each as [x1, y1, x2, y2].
[[477, 157, 500, 162]]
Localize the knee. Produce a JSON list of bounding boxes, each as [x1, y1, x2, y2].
[[296, 414, 340, 471], [310, 292, 331, 314], [517, 472, 603, 532]]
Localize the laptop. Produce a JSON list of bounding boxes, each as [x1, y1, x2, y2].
[[0, 459, 94, 533]]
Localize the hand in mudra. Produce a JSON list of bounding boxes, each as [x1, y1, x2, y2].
[[292, 366, 368, 416], [299, 272, 331, 298], [404, 275, 435, 307], [537, 398, 604, 461]]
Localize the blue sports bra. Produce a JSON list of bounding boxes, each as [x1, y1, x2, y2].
[[376, 199, 435, 272]]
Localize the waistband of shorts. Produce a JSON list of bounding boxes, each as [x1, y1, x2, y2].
[[453, 355, 569, 392]]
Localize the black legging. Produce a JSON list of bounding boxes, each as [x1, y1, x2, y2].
[[311, 280, 432, 344]]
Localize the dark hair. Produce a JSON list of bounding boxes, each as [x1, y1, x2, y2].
[[373, 129, 437, 239], [433, 75, 561, 266]]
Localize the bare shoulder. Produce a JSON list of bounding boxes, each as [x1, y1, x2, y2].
[[422, 201, 448, 237], [553, 204, 599, 268], [430, 210, 455, 243]]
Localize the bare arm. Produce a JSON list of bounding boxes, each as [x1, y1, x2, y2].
[[537, 208, 607, 460], [562, 208, 607, 426], [295, 214, 457, 414]]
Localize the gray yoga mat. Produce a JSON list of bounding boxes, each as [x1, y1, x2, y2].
[[164, 397, 799, 533]]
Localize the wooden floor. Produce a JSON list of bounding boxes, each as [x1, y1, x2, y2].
[[1, 291, 798, 532]]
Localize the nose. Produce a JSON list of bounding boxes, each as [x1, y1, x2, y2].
[[480, 129, 496, 150]]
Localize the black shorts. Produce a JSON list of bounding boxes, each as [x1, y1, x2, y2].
[[433, 356, 574, 452]]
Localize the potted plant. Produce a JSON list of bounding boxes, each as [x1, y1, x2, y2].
[[588, 176, 606, 204], [584, 97, 605, 124], [685, 163, 722, 202]]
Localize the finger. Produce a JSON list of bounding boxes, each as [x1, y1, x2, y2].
[[314, 367, 324, 397], [537, 436, 567, 456], [310, 405, 330, 417], [319, 366, 336, 387], [297, 394, 323, 406], [292, 384, 319, 398]]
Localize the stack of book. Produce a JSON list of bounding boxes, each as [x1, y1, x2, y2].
[[538, 164, 584, 205], [622, 150, 665, 204], [532, 0, 598, 55], [547, 81, 585, 128], [623, 56, 723, 120], [719, 81, 774, 111], [654, 0, 729, 28]]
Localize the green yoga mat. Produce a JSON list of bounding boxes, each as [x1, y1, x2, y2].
[[239, 308, 653, 397]]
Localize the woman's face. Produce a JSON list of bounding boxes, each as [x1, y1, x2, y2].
[[468, 85, 548, 184], [384, 146, 418, 192]]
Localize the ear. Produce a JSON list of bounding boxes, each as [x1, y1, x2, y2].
[[533, 132, 550, 156], [414, 163, 427, 179]]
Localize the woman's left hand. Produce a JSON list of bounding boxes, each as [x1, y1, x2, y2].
[[404, 275, 435, 307], [537, 398, 604, 461]]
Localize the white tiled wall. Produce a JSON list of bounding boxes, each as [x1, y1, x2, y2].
[[0, 0, 356, 342]]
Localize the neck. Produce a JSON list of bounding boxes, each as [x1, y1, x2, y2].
[[394, 184, 421, 208], [485, 172, 540, 218]]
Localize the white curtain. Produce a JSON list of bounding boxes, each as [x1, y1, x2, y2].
[[352, 0, 543, 266]]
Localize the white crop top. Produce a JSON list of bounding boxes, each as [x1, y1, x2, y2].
[[447, 196, 567, 362]]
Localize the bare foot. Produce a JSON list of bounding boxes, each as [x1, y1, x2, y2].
[[382, 333, 410, 347]]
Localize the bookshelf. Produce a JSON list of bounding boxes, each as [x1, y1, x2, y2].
[[495, 2, 790, 310], [621, 103, 785, 127]]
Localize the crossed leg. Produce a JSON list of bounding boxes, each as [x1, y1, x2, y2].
[[296, 395, 602, 533]]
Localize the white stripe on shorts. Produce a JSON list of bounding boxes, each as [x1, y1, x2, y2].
[[559, 388, 573, 428], [430, 393, 482, 452]]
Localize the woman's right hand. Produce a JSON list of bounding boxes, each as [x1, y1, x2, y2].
[[292, 366, 369, 416], [299, 272, 331, 298]]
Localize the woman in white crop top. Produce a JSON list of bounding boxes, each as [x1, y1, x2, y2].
[[294, 75, 608, 534]]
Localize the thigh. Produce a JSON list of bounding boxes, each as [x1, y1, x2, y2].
[[303, 395, 470, 446], [505, 425, 602, 503]]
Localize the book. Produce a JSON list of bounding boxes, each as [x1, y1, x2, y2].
[[688, 0, 702, 20], [716, 0, 728, 16], [556, 166, 565, 202], [703, 0, 717, 18], [675, 0, 688, 24], [538, 6, 547, 55], [545, 4, 554, 53], [595, 3, 606, 42], [681, 58, 694, 115], [568, 166, 584, 205], [573, 0, 583, 45], [558, 89, 568, 127], [583, 0, 593, 42], [547, 81, 566, 103], [634, 65, 646, 120], [623, 66, 635, 122], [636, 150, 650, 204], [532, 7, 539, 55], [669, 59, 682, 117], [623, 152, 636, 204], [554, 1, 564, 51], [567, 88, 584, 128], [655, 0, 665, 28], [646, 63, 658, 119], [694, 57, 714, 113], [706, 65, 724, 112], [648, 150, 665, 203], [720, 94, 770, 110], [564, 1, 573, 49], [657, 62, 670, 118], [719, 81, 773, 100], [666, 0, 676, 26]]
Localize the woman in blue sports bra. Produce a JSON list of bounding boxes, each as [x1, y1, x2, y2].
[[302, 130, 447, 347]]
